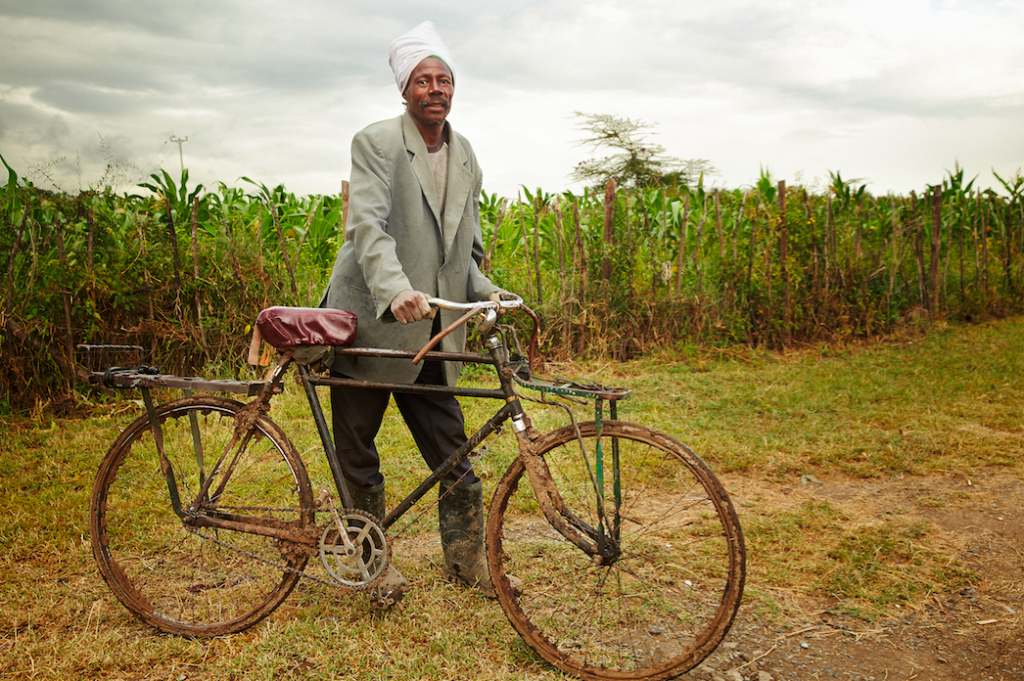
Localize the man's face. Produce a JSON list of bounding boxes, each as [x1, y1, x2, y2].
[[402, 57, 453, 129]]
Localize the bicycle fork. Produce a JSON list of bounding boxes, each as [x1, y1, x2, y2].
[[510, 411, 623, 565]]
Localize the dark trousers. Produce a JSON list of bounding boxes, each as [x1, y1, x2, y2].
[[330, 358, 479, 489]]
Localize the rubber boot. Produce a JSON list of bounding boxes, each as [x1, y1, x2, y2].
[[438, 478, 521, 598], [347, 478, 386, 522], [345, 478, 408, 609]]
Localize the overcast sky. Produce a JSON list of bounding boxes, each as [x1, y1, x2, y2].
[[2, 0, 1022, 199]]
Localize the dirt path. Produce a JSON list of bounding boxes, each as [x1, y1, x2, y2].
[[691, 473, 1024, 681]]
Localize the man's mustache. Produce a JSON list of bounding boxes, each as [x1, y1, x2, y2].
[[419, 97, 450, 110]]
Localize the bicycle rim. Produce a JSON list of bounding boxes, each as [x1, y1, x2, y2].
[[89, 396, 313, 636], [487, 421, 745, 681]]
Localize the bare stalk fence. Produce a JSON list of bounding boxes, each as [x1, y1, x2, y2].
[[489, 174, 1024, 361]]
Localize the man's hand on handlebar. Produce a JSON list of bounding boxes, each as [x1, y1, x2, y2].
[[409, 292, 523, 364], [390, 290, 436, 325], [394, 291, 522, 327]]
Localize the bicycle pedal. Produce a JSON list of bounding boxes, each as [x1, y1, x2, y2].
[[368, 565, 409, 610], [369, 586, 406, 610]]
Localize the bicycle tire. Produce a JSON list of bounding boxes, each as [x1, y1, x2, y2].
[[89, 396, 314, 637], [487, 421, 745, 681]]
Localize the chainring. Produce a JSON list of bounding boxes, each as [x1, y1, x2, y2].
[[318, 508, 389, 590]]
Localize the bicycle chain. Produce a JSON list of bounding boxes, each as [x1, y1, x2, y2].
[[183, 505, 380, 592], [185, 466, 486, 594]]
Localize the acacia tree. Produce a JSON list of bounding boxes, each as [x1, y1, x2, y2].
[[570, 112, 715, 189]]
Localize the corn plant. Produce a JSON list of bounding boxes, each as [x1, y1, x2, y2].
[[2, 153, 1023, 413]]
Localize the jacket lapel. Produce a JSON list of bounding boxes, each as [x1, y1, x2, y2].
[[442, 132, 472, 257], [402, 113, 442, 227]]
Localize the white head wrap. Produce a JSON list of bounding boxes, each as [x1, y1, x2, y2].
[[388, 21, 455, 94]]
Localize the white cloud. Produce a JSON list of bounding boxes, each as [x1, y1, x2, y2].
[[1, 0, 1022, 197]]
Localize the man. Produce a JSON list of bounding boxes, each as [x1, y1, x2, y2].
[[321, 21, 504, 605]]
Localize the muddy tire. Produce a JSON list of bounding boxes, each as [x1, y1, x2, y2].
[[89, 396, 313, 636], [487, 421, 745, 681]]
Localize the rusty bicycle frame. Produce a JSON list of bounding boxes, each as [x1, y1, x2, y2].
[[84, 299, 633, 566], [84, 295, 748, 681]]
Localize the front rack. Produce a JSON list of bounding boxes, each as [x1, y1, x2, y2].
[[512, 373, 632, 402]]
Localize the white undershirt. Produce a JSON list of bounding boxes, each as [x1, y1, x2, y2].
[[428, 142, 448, 214]]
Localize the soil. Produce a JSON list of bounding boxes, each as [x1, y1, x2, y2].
[[688, 472, 1024, 681]]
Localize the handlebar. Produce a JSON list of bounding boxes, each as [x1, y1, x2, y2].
[[424, 293, 523, 313], [412, 293, 525, 365]]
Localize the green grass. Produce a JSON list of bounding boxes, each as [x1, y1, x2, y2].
[[1, 316, 1021, 678], [615, 317, 1024, 479]]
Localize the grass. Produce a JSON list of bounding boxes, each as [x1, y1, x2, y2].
[[1, 316, 1022, 678], [818, 519, 976, 618], [616, 317, 1024, 479]]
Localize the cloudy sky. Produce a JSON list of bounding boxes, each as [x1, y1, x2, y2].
[[1, 0, 1022, 199]]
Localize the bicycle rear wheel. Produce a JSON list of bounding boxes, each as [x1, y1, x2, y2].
[[487, 421, 745, 681], [90, 396, 314, 637]]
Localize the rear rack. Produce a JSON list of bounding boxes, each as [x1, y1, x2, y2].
[[88, 368, 266, 397], [79, 343, 267, 396]]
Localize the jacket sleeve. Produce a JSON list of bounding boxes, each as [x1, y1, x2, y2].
[[346, 129, 413, 319]]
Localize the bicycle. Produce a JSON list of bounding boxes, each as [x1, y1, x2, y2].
[[84, 295, 746, 681]]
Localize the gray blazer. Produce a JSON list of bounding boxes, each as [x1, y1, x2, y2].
[[321, 112, 500, 386]]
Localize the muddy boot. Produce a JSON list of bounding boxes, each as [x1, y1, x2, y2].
[[347, 478, 386, 521], [438, 478, 521, 598], [346, 479, 408, 609]]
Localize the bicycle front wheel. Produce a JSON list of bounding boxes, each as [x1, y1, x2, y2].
[[90, 396, 314, 637], [487, 421, 745, 681]]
